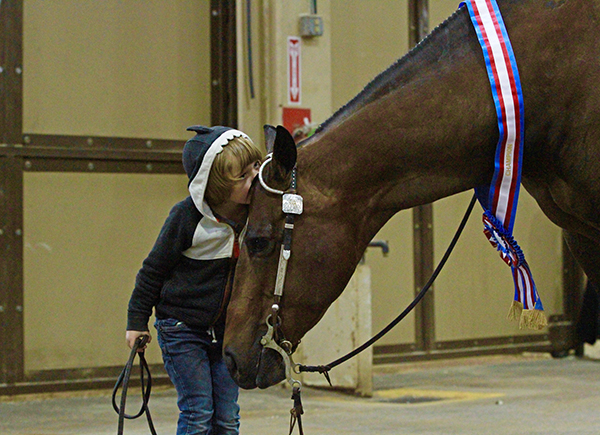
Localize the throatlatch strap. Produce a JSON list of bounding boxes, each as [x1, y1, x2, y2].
[[465, 0, 546, 329]]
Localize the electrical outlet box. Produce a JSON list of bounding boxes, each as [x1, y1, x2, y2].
[[299, 14, 323, 37]]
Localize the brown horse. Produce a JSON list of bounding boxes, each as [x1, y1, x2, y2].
[[224, 0, 600, 389]]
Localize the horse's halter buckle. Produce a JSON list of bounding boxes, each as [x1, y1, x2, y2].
[[257, 153, 303, 388]]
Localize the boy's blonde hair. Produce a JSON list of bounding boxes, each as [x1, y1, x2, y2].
[[205, 136, 264, 206]]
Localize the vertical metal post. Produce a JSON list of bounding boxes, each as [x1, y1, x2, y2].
[[409, 0, 434, 352], [0, 0, 25, 385], [413, 204, 435, 352], [0, 157, 25, 384], [210, 0, 238, 127], [0, 0, 23, 145], [408, 0, 429, 48]]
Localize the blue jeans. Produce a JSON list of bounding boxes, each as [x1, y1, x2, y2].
[[155, 319, 240, 435]]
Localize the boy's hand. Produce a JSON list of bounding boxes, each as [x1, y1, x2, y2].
[[126, 330, 152, 351]]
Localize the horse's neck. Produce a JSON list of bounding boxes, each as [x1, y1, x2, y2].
[[301, 0, 585, 221], [298, 0, 595, 246], [305, 115, 493, 211], [302, 36, 496, 225]]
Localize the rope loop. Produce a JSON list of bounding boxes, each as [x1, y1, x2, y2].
[[112, 335, 157, 435]]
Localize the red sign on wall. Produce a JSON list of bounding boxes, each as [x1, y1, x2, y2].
[[288, 36, 301, 104], [282, 107, 311, 137]]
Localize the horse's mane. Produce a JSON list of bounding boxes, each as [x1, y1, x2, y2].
[[314, 6, 467, 136]]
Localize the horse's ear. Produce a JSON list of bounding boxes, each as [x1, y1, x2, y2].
[[263, 124, 277, 154], [273, 125, 297, 173]]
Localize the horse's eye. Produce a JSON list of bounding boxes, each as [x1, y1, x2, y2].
[[246, 237, 274, 256]]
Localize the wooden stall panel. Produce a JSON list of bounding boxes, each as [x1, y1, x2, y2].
[[23, 172, 188, 372], [23, 0, 211, 140], [433, 191, 562, 342]]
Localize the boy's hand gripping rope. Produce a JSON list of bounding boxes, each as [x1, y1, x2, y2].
[[112, 335, 157, 435]]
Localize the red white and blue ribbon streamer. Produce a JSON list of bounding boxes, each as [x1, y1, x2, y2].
[[465, 0, 546, 329]]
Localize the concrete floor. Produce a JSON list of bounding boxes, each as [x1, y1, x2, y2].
[[3, 353, 600, 434]]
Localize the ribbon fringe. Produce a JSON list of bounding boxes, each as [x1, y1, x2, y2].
[[520, 308, 548, 331], [506, 300, 523, 322], [507, 300, 547, 330]]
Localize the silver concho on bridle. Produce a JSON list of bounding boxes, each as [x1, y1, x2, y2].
[[257, 153, 303, 388]]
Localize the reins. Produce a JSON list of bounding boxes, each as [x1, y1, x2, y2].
[[110, 155, 475, 435], [112, 335, 157, 435], [258, 153, 477, 434], [298, 193, 477, 380]]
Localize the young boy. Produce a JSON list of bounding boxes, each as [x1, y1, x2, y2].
[[126, 125, 263, 435]]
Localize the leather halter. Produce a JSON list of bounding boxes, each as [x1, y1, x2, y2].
[[257, 154, 303, 388]]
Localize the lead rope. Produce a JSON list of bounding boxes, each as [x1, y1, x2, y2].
[[112, 335, 157, 435], [289, 385, 304, 435], [260, 153, 476, 434], [288, 196, 475, 435], [298, 193, 477, 382]]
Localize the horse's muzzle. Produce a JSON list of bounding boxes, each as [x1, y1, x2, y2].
[[256, 347, 287, 388], [223, 345, 286, 389]]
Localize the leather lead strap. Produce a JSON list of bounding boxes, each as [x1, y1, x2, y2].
[[289, 385, 304, 435], [112, 335, 157, 435]]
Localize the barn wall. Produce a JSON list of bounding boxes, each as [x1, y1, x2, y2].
[[0, 0, 577, 395], [23, 0, 211, 139], [1, 0, 213, 392], [23, 173, 188, 371]]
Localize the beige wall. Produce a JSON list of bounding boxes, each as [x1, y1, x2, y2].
[[237, 0, 333, 142], [21, 0, 210, 372], [236, 0, 266, 143], [23, 172, 189, 371], [23, 0, 211, 140], [430, 0, 463, 32], [331, 0, 410, 111]]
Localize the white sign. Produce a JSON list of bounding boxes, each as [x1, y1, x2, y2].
[[288, 36, 301, 104]]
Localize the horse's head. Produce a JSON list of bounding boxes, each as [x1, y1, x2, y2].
[[223, 125, 364, 389]]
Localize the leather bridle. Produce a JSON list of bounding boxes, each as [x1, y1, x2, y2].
[[257, 153, 304, 389]]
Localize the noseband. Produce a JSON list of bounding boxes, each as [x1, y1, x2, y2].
[[257, 153, 303, 388]]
